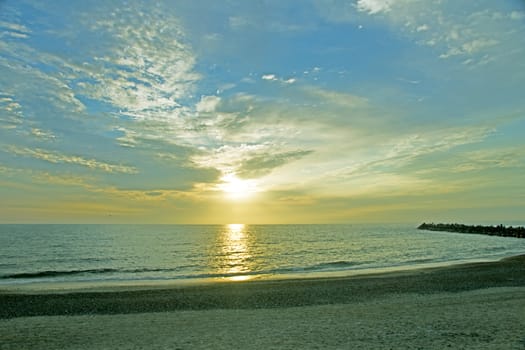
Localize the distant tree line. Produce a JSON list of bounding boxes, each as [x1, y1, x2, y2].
[[417, 222, 525, 239]]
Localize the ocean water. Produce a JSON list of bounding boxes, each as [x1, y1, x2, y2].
[[1, 224, 524, 288]]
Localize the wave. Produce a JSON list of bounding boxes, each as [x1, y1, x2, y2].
[[255, 260, 363, 276], [306, 260, 361, 270], [1, 260, 364, 281], [1, 259, 375, 282], [188, 261, 363, 277], [1, 268, 119, 279], [0, 267, 192, 280]]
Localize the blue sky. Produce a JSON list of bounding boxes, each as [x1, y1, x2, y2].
[[1, 0, 524, 224]]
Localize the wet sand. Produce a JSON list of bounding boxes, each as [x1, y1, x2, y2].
[[1, 255, 524, 349]]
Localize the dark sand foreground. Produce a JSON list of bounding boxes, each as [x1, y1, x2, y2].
[[1, 255, 525, 349]]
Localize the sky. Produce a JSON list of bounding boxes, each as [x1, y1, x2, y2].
[[1, 0, 524, 224]]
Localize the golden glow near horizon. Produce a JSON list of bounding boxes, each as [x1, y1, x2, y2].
[[1, 1, 525, 224]]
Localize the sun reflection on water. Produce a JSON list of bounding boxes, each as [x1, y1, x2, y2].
[[219, 223, 255, 281], [227, 223, 245, 238]]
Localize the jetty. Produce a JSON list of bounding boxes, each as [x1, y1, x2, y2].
[[417, 222, 525, 239]]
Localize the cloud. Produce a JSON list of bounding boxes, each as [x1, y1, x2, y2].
[[229, 16, 250, 29], [185, 86, 376, 166], [13, 166, 198, 204], [184, 85, 378, 181], [356, 0, 393, 14], [0, 0, 244, 176], [262, 74, 278, 81], [0, 94, 23, 129], [262, 73, 297, 84], [113, 127, 139, 148], [8, 146, 138, 174], [0, 1, 202, 153], [416, 24, 429, 32], [31, 172, 94, 188], [342, 126, 495, 177], [191, 142, 313, 181], [386, 126, 492, 160], [439, 38, 498, 59], [0, 43, 86, 115], [196, 95, 221, 113], [275, 123, 497, 198], [30, 128, 56, 140], [302, 86, 368, 108], [451, 148, 525, 173], [94, 187, 189, 202], [78, 6, 199, 117], [0, 19, 31, 39], [183, 83, 391, 192], [316, 0, 524, 65], [510, 11, 525, 20], [192, 143, 267, 174], [237, 150, 313, 179]]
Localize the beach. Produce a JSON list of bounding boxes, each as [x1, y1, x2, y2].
[[1, 255, 524, 349]]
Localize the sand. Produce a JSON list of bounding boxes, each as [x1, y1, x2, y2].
[[1, 255, 525, 349]]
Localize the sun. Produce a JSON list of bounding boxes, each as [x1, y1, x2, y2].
[[218, 174, 258, 200]]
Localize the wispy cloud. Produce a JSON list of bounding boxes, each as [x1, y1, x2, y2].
[[76, 4, 200, 120], [30, 128, 56, 140], [6, 165, 194, 204], [273, 124, 496, 198], [316, 0, 525, 66], [0, 94, 23, 129], [191, 143, 312, 179], [450, 148, 525, 173], [8, 146, 138, 174], [302, 86, 368, 108], [1, 1, 203, 153], [237, 149, 313, 179], [196, 95, 221, 113], [184, 84, 376, 186], [0, 19, 31, 39]]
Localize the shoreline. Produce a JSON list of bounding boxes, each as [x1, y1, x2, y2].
[[1, 252, 522, 294], [1, 253, 524, 319]]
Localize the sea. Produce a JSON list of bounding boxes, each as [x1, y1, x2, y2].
[[1, 224, 524, 289]]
